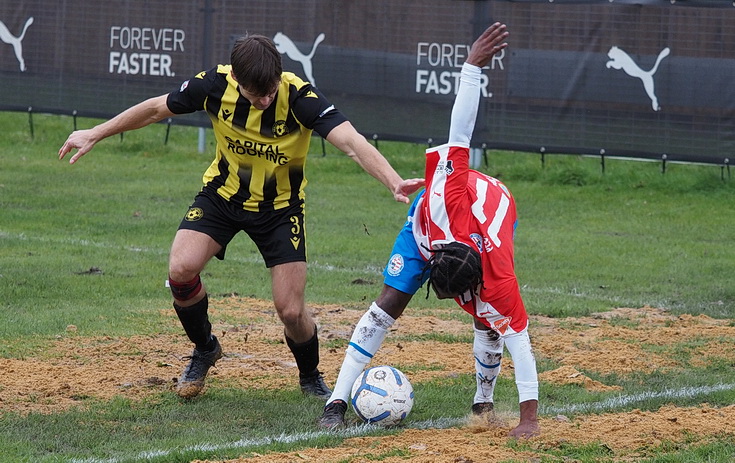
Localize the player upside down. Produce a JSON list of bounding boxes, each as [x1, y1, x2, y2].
[[318, 22, 540, 438]]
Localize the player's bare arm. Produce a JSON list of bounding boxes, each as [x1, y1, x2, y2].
[[466, 22, 509, 68], [326, 120, 424, 204], [58, 94, 175, 164]]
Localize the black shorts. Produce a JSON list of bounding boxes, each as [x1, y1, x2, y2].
[[177, 190, 306, 267]]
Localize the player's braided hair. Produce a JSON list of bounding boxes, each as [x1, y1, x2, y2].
[[426, 242, 483, 298]]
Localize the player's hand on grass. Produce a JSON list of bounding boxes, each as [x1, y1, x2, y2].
[[509, 420, 540, 439]]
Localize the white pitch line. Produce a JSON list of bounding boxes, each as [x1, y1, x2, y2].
[[541, 382, 735, 415], [519, 284, 634, 304], [68, 423, 447, 463], [3, 230, 644, 297], [2, 228, 614, 296], [69, 384, 734, 463], [0, 230, 168, 255], [0, 229, 382, 274]]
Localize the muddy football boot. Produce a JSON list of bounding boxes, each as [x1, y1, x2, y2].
[[299, 369, 332, 399], [175, 335, 223, 399], [472, 402, 495, 416], [319, 399, 348, 429]]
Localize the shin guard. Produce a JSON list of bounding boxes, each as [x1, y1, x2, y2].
[[327, 302, 396, 403], [473, 326, 504, 405]]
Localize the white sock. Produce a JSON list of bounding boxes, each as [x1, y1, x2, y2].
[[473, 326, 504, 405], [327, 302, 396, 404]]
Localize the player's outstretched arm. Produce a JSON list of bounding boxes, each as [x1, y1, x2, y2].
[[326, 121, 423, 204], [58, 94, 174, 164], [447, 23, 509, 146]]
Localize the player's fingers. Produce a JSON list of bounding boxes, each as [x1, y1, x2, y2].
[[474, 24, 507, 58], [489, 28, 508, 46], [482, 22, 501, 36], [69, 151, 83, 164], [393, 192, 409, 204], [58, 142, 74, 160], [66, 145, 89, 164], [398, 178, 425, 197], [483, 23, 507, 43], [483, 22, 505, 39]]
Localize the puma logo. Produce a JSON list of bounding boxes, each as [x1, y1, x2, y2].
[[606, 45, 670, 111], [0, 16, 34, 71], [273, 32, 325, 86]]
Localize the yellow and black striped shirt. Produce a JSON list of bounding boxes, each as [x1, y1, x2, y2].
[[167, 64, 346, 212]]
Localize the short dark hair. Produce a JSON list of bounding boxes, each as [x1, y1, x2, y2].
[[230, 34, 282, 96], [427, 242, 482, 298]]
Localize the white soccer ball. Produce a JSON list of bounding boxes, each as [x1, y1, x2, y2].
[[350, 365, 414, 426]]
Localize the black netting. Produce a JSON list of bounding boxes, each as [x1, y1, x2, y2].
[[1, 0, 732, 164]]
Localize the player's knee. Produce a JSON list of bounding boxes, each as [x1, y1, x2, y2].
[[169, 274, 203, 302], [277, 305, 305, 328], [168, 257, 200, 281]]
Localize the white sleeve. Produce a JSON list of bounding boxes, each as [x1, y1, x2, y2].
[[448, 62, 482, 145], [503, 328, 539, 403]]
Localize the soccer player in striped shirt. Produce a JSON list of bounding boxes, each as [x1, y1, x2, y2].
[[59, 34, 423, 401]]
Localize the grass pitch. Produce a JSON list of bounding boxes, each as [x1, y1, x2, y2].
[[0, 111, 733, 462]]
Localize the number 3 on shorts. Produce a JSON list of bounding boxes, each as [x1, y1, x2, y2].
[[290, 215, 301, 236]]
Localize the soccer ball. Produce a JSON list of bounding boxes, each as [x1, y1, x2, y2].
[[351, 365, 414, 426]]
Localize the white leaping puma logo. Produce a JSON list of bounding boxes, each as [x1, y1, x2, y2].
[[606, 46, 670, 111], [0, 16, 34, 72], [273, 32, 325, 86]]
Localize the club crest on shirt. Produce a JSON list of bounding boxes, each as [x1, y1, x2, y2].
[[272, 120, 290, 137], [470, 233, 483, 253], [436, 160, 454, 176], [386, 253, 404, 276]]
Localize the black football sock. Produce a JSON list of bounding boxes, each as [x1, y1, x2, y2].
[[173, 294, 215, 351], [285, 326, 320, 376]]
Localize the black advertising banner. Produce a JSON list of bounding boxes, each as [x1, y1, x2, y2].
[[1, 0, 732, 165]]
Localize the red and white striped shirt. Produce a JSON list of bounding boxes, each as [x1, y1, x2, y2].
[[412, 63, 528, 334]]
